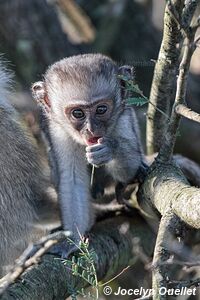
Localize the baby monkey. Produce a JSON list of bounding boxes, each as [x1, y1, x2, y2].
[[32, 53, 145, 243]]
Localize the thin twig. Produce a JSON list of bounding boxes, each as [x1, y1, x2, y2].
[[182, 0, 198, 31], [90, 164, 95, 186], [175, 103, 200, 123], [99, 265, 131, 287], [168, 278, 200, 289], [0, 231, 70, 295], [155, 258, 200, 268]]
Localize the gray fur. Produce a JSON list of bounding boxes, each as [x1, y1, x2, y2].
[[0, 67, 55, 275], [32, 53, 144, 241], [47, 120, 92, 238]]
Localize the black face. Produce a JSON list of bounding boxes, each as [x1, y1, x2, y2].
[[65, 99, 113, 144], [70, 104, 108, 120]]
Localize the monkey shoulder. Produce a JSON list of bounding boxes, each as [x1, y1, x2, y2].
[[113, 107, 138, 139]]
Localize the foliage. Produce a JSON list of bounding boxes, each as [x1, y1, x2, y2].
[[62, 237, 98, 300], [119, 74, 149, 106]]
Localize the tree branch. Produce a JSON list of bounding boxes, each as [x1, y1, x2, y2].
[[175, 103, 200, 123], [152, 211, 178, 300], [138, 161, 200, 299], [146, 0, 199, 155], [146, 0, 184, 155], [139, 161, 200, 229], [0, 216, 155, 299], [157, 32, 195, 162]]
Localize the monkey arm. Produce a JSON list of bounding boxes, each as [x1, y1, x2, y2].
[[49, 124, 93, 240], [105, 140, 142, 183], [105, 109, 144, 184]]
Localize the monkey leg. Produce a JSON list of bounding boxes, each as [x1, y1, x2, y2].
[[115, 182, 126, 204]]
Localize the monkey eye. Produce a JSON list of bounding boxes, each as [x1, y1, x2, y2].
[[71, 108, 85, 119], [96, 105, 107, 115]]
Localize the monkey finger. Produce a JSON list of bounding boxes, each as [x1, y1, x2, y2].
[[97, 137, 105, 144], [86, 147, 110, 159], [98, 137, 112, 144], [86, 152, 112, 166], [98, 137, 117, 149], [86, 144, 105, 153]]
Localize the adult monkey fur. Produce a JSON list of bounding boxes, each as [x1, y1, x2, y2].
[[0, 65, 58, 276], [32, 53, 145, 244]]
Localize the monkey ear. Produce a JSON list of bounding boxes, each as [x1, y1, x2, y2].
[[118, 65, 135, 81], [118, 65, 135, 100], [31, 81, 51, 109]]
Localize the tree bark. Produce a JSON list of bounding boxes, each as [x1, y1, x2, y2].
[[138, 161, 200, 229], [146, 0, 183, 155]]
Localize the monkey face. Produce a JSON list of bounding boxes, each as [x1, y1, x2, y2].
[[32, 54, 127, 146], [64, 99, 114, 145]]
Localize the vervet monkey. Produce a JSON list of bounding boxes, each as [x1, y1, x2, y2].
[[32, 53, 145, 242], [0, 65, 58, 276]]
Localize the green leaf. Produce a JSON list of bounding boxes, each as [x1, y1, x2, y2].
[[130, 84, 141, 93], [127, 97, 148, 106]]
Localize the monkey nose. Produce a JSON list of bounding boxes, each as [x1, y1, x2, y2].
[[86, 123, 95, 135], [86, 120, 99, 135], [87, 128, 94, 136]]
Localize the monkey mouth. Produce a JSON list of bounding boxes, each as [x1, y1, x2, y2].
[[86, 136, 101, 145]]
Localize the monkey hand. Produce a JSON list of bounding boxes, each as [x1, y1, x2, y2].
[[86, 137, 114, 166]]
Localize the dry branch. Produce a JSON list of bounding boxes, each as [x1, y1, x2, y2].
[[175, 103, 200, 123], [143, 1, 199, 299], [158, 33, 195, 162], [139, 161, 200, 227], [152, 211, 183, 300], [147, 153, 200, 187], [146, 0, 184, 155], [138, 161, 200, 300]]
